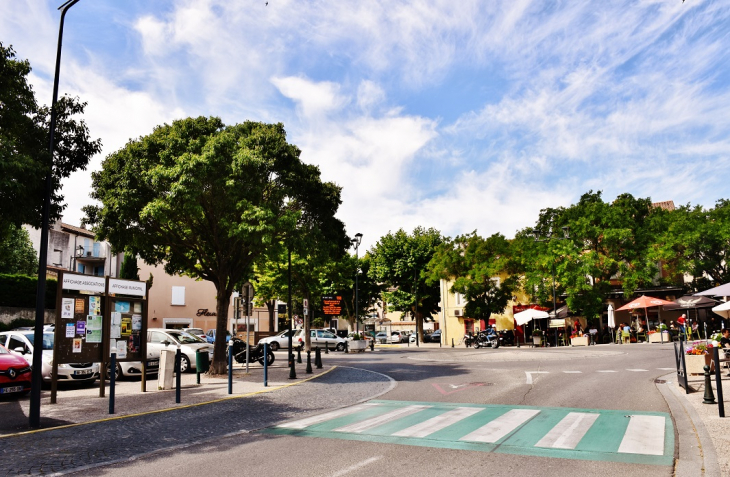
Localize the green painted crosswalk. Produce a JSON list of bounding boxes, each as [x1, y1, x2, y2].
[[265, 400, 673, 466]]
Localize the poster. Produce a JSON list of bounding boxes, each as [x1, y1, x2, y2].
[[121, 317, 132, 336], [131, 314, 142, 331], [89, 296, 101, 315], [75, 298, 85, 314], [65, 323, 75, 338], [115, 301, 130, 313], [128, 333, 140, 353], [61, 298, 74, 319], [86, 315, 102, 343], [133, 302, 142, 314], [76, 321, 86, 335], [111, 312, 122, 326], [72, 338, 82, 353], [115, 340, 127, 359], [110, 324, 121, 339]]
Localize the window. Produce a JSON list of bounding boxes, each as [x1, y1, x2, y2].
[[455, 293, 463, 305], [171, 286, 185, 305], [53, 249, 63, 267], [93, 242, 100, 257], [8, 336, 27, 353], [149, 332, 167, 343], [78, 264, 85, 274]]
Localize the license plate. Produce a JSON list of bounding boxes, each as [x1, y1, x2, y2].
[[73, 369, 92, 376], [148, 360, 159, 367], [0, 386, 24, 394]]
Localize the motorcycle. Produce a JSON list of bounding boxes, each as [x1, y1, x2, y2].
[[228, 338, 275, 366], [473, 330, 500, 349], [464, 333, 475, 348]]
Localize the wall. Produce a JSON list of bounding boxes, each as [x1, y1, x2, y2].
[[0, 306, 55, 325]]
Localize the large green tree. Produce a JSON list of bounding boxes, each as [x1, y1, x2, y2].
[[370, 227, 443, 341], [0, 43, 101, 237], [84, 117, 345, 373], [426, 232, 517, 325], [0, 224, 38, 275]]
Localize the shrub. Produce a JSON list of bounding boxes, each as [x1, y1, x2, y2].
[[0, 274, 56, 308]]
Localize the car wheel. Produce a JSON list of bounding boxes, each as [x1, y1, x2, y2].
[[336, 343, 345, 352], [179, 355, 191, 373], [270, 342, 280, 351], [106, 362, 122, 380]]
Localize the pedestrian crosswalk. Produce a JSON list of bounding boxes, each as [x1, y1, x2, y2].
[[266, 400, 673, 465]]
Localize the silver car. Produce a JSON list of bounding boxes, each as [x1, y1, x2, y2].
[[257, 330, 299, 351], [294, 329, 346, 351], [0, 331, 98, 384], [147, 328, 213, 373]]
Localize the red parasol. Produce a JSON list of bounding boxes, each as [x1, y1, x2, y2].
[[616, 295, 675, 333]]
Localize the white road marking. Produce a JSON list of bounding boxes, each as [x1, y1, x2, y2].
[[618, 415, 666, 456], [563, 371, 582, 374], [535, 412, 600, 449], [597, 370, 617, 373], [525, 371, 549, 384], [278, 403, 379, 429], [460, 409, 540, 443], [626, 369, 648, 372], [334, 405, 430, 433], [392, 407, 482, 438], [330, 456, 383, 477], [657, 367, 675, 370]]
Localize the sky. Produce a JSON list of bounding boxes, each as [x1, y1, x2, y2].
[[2, 0, 730, 251]]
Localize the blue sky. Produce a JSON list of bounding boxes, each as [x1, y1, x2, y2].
[[2, 0, 729, 250]]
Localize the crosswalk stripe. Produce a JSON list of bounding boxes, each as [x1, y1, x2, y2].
[[392, 406, 482, 438], [278, 403, 378, 429], [618, 415, 666, 456], [460, 409, 540, 443], [333, 405, 430, 433], [535, 412, 599, 449]]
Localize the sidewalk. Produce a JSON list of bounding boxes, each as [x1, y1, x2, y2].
[[0, 361, 331, 436]]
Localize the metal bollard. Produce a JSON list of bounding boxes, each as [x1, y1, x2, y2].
[[325, 342, 329, 354], [345, 340, 349, 353], [175, 346, 182, 403], [109, 350, 116, 414], [713, 347, 725, 417], [289, 351, 297, 379], [263, 343, 268, 387], [703, 365, 716, 404], [306, 350, 313, 374], [370, 339, 374, 351], [452, 338, 454, 348], [297, 347, 302, 364], [315, 347, 323, 369], [228, 340, 233, 394]]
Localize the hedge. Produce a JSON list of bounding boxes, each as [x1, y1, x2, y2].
[[0, 274, 56, 309]]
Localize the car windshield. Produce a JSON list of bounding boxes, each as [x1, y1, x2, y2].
[[22, 333, 54, 350], [186, 328, 204, 335], [168, 331, 204, 344]]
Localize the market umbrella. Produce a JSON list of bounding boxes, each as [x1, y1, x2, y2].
[[514, 308, 549, 326], [607, 304, 616, 343], [712, 301, 730, 319], [663, 295, 718, 311], [695, 282, 730, 297], [616, 295, 675, 333]]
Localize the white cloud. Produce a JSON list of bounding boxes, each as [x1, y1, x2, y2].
[[271, 76, 347, 119]]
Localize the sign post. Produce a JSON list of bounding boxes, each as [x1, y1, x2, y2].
[[242, 282, 254, 374]]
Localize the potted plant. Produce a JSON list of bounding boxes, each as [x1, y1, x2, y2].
[[684, 341, 714, 375], [348, 333, 368, 352], [648, 327, 672, 343], [570, 332, 590, 347], [532, 329, 543, 346]]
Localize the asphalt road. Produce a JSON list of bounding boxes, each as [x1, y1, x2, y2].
[[58, 343, 678, 477]]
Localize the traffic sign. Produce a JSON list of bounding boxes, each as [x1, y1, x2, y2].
[[322, 295, 343, 315]]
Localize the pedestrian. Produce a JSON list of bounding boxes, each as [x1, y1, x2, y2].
[[677, 314, 687, 337]]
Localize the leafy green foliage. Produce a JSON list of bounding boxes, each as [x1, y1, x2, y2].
[[0, 274, 56, 308], [0, 225, 38, 275], [0, 43, 101, 235], [119, 252, 140, 280]]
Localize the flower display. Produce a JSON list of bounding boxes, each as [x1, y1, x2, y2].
[[685, 341, 713, 355]]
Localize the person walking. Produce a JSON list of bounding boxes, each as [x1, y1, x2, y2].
[[677, 314, 687, 339]]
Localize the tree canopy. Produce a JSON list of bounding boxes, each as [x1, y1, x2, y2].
[[0, 43, 101, 237], [84, 116, 346, 373], [0, 225, 38, 276]]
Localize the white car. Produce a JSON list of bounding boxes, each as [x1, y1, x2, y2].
[[147, 329, 213, 373], [258, 330, 299, 351], [0, 331, 98, 384], [294, 329, 346, 351], [182, 327, 206, 341]]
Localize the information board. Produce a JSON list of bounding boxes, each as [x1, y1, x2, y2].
[[322, 295, 343, 316]]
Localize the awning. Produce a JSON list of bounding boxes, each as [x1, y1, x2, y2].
[[712, 301, 730, 319], [548, 305, 569, 319], [695, 282, 730, 297], [662, 295, 718, 311], [514, 308, 549, 326]]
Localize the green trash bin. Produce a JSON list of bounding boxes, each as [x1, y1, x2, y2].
[[195, 349, 210, 374]]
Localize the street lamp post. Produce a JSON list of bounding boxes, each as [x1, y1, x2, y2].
[[532, 225, 570, 347], [31, 0, 81, 429], [351, 233, 362, 335]]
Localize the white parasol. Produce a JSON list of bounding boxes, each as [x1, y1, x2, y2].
[[607, 304, 615, 329], [514, 308, 549, 326], [711, 301, 730, 319]]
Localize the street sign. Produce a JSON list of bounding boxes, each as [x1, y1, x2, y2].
[[303, 298, 309, 308], [303, 307, 308, 316], [322, 295, 343, 316]]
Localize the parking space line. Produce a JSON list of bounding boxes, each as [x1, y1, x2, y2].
[[330, 456, 382, 477]]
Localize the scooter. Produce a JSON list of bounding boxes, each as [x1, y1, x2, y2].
[[473, 330, 500, 349], [228, 338, 275, 366]]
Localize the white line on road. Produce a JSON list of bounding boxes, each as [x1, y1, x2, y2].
[[618, 415, 666, 456], [525, 371, 549, 384], [626, 369, 648, 372], [657, 367, 675, 370], [278, 403, 379, 429], [563, 371, 582, 374], [393, 407, 482, 438], [334, 405, 430, 433], [330, 456, 383, 477], [460, 409, 541, 443], [535, 412, 600, 449], [596, 370, 617, 373]]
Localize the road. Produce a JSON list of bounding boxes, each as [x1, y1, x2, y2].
[[48, 343, 678, 477]]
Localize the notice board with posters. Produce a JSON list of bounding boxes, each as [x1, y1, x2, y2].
[[322, 295, 343, 316], [104, 278, 148, 368]]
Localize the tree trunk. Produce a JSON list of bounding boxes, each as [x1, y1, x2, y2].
[[211, 291, 232, 375], [266, 300, 276, 331]]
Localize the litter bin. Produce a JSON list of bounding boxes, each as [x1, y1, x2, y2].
[[196, 349, 210, 374]]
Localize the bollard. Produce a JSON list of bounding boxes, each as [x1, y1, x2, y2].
[[713, 347, 725, 417], [228, 340, 233, 394], [109, 350, 116, 415], [297, 347, 302, 364], [440, 338, 442, 348], [263, 343, 269, 387], [325, 342, 329, 354], [345, 340, 349, 354], [703, 365, 716, 404], [175, 346, 182, 404], [315, 347, 323, 369], [452, 338, 454, 348], [306, 350, 313, 374], [289, 351, 297, 380], [370, 339, 374, 351]]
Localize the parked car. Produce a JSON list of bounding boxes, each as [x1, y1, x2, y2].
[[182, 328, 206, 341], [374, 332, 389, 344], [147, 329, 214, 373], [391, 331, 409, 343], [107, 358, 160, 381], [205, 329, 232, 344], [0, 331, 98, 384], [294, 329, 346, 351], [257, 330, 299, 351], [424, 329, 442, 343], [0, 344, 32, 396]]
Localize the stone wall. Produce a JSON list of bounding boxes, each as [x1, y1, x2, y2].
[[0, 306, 55, 325]]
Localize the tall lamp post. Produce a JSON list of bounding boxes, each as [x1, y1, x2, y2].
[[531, 225, 570, 347], [351, 233, 362, 335], [31, 0, 81, 429]]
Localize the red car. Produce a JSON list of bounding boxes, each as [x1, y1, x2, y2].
[[0, 344, 32, 396]]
